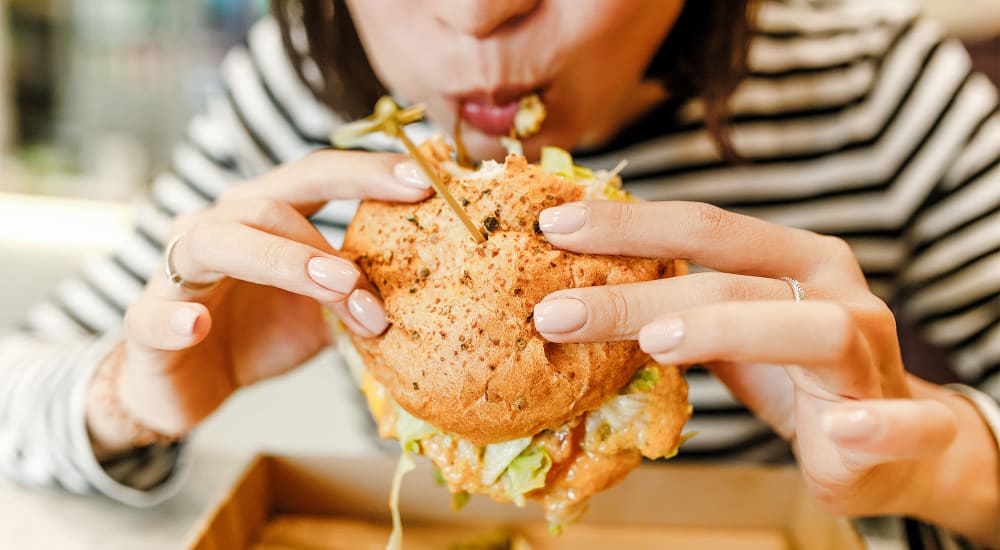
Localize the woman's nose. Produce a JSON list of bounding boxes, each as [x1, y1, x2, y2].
[[429, 0, 541, 38]]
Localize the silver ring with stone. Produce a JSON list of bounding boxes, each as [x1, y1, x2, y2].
[[779, 276, 805, 303]]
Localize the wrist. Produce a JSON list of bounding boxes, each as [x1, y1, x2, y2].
[[85, 343, 178, 460], [903, 378, 999, 547]]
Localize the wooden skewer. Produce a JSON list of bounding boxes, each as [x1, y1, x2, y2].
[[396, 130, 485, 243], [453, 104, 472, 168], [333, 96, 485, 244]]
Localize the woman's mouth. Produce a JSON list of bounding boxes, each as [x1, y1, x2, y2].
[[460, 101, 520, 136], [456, 86, 547, 136]]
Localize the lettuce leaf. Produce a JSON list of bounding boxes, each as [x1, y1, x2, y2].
[[386, 406, 435, 550], [540, 146, 574, 177], [481, 436, 533, 485], [500, 136, 524, 156], [626, 365, 661, 393], [587, 392, 651, 435], [500, 446, 552, 506], [396, 407, 438, 451], [384, 449, 415, 550], [451, 491, 470, 511], [662, 432, 698, 460]]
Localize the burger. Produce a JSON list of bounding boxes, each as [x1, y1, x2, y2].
[[337, 137, 692, 529]]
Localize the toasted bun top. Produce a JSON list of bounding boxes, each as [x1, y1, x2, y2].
[[342, 141, 676, 445]]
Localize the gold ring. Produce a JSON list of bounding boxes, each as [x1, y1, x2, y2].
[[164, 233, 221, 292]]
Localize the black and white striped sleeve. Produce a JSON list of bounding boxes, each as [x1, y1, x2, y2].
[[898, 68, 1000, 399], [0, 16, 342, 505]]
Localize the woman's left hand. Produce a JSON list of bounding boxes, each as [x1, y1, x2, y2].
[[532, 200, 964, 518]]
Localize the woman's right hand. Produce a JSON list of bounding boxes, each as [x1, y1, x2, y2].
[[86, 150, 433, 456]]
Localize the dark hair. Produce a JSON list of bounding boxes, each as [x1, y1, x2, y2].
[[647, 1, 758, 159], [273, 0, 758, 157]]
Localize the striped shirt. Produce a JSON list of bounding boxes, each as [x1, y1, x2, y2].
[[0, 1, 997, 547]]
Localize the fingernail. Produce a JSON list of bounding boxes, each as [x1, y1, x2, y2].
[[169, 306, 199, 337], [539, 204, 587, 234], [639, 319, 685, 354], [308, 256, 360, 294], [822, 406, 881, 441], [393, 159, 432, 189], [348, 289, 389, 335], [533, 298, 588, 334]]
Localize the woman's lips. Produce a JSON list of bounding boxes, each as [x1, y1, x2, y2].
[[460, 100, 521, 136], [456, 84, 549, 136]]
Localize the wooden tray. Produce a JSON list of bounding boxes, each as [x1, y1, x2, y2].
[[183, 454, 864, 550]]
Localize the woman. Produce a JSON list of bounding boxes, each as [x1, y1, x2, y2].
[[1, 0, 997, 546]]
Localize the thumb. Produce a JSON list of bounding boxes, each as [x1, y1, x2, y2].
[[822, 399, 958, 467]]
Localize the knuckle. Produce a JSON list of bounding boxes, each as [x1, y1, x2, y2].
[[822, 235, 853, 259], [875, 306, 897, 334], [180, 220, 228, 278], [613, 202, 635, 234], [245, 197, 294, 227], [257, 238, 291, 274], [691, 202, 730, 239], [822, 236, 856, 267], [814, 235, 862, 279], [800, 466, 865, 515], [858, 299, 897, 348], [182, 221, 211, 265], [720, 276, 753, 302], [606, 202, 635, 234], [819, 303, 857, 362], [603, 288, 633, 335], [301, 149, 334, 181]]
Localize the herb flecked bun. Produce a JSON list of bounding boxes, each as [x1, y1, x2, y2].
[[341, 138, 681, 445], [339, 138, 692, 526]]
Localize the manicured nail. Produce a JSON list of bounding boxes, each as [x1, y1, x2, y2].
[[822, 406, 881, 441], [348, 289, 389, 335], [393, 159, 432, 189], [538, 204, 587, 234], [169, 306, 200, 337], [308, 256, 360, 294], [533, 298, 588, 334], [639, 319, 685, 354]]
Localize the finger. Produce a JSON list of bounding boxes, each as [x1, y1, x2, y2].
[[172, 198, 336, 255], [329, 290, 390, 338], [219, 150, 434, 215], [124, 294, 211, 352], [539, 201, 864, 282], [822, 400, 958, 464], [533, 272, 792, 343], [159, 220, 366, 306], [638, 301, 878, 398]]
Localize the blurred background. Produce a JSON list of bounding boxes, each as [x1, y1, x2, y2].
[[2, 0, 266, 200], [0, 0, 267, 327]]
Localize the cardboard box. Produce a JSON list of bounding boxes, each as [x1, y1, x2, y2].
[[183, 454, 863, 550]]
